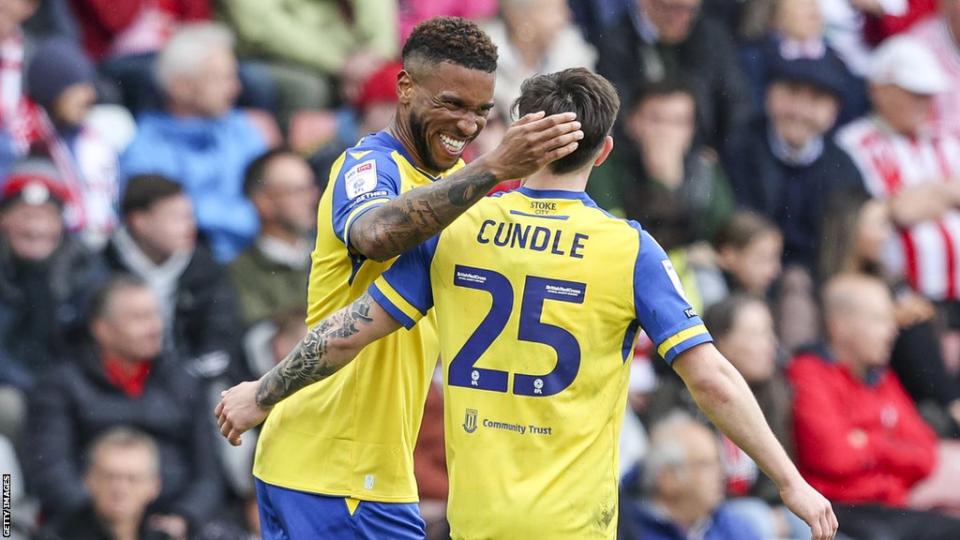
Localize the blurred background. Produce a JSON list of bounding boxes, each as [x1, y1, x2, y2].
[[2, 0, 960, 538]]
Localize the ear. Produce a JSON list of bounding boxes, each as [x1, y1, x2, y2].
[[91, 317, 109, 347], [593, 136, 615, 167], [397, 70, 415, 105]]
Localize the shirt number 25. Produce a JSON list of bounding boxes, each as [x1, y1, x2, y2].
[[448, 264, 586, 397]]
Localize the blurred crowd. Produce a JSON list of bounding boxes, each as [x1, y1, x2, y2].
[[2, 0, 960, 538]]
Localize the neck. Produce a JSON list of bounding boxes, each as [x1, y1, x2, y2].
[[653, 494, 706, 530], [522, 168, 590, 192], [99, 347, 142, 368], [388, 113, 437, 175], [260, 222, 303, 246], [134, 237, 172, 266], [103, 513, 143, 540], [166, 100, 202, 119], [832, 342, 870, 379]]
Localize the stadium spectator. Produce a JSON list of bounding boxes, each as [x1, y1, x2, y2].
[[739, 0, 867, 124], [618, 412, 763, 540], [66, 0, 276, 115], [587, 78, 732, 251], [398, 0, 498, 42], [119, 23, 269, 262], [229, 148, 317, 327], [862, 0, 937, 44], [219, 0, 397, 118], [836, 36, 960, 306], [0, 158, 106, 442], [25, 275, 224, 532], [482, 0, 596, 114], [910, 0, 960, 137], [594, 0, 755, 152], [789, 274, 960, 539], [726, 52, 864, 273], [696, 211, 783, 309], [568, 0, 631, 45], [306, 61, 403, 185], [0, 0, 37, 153], [704, 295, 811, 539], [819, 191, 960, 437], [102, 175, 241, 382], [37, 427, 176, 540], [24, 37, 120, 249]]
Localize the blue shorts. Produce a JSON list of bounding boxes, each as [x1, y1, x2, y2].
[[255, 479, 426, 540]]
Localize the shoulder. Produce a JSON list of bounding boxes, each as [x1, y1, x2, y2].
[[787, 350, 834, 378], [835, 117, 878, 150]]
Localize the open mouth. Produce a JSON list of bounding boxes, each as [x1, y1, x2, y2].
[[439, 133, 467, 155]]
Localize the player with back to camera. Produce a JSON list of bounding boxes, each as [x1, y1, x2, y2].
[[218, 68, 835, 539]]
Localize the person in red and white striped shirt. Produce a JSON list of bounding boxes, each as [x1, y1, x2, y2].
[[837, 36, 960, 302], [909, 0, 960, 137], [0, 0, 38, 155]]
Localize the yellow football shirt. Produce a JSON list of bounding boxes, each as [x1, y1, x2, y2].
[[371, 187, 712, 538], [254, 131, 461, 502]]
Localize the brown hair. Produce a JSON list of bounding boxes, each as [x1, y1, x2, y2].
[[513, 68, 620, 174], [713, 211, 781, 251], [121, 174, 184, 217], [703, 294, 768, 340]]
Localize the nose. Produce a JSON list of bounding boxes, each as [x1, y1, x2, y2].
[[457, 114, 480, 138]]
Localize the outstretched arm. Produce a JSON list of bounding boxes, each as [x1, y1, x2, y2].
[[349, 111, 582, 261], [214, 293, 401, 445], [672, 344, 839, 540]]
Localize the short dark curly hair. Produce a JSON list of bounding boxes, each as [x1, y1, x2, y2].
[[402, 17, 498, 73]]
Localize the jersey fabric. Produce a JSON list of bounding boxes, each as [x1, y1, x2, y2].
[[254, 130, 462, 502], [370, 187, 713, 539]]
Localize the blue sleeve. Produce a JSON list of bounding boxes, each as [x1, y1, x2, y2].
[[631, 227, 712, 364], [369, 236, 439, 329], [330, 149, 402, 247]]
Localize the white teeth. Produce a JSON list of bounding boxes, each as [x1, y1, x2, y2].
[[440, 134, 466, 153]]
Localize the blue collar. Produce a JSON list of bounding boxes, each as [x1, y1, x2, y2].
[[517, 187, 593, 202], [365, 130, 452, 181]]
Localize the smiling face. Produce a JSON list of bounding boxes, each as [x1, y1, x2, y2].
[[398, 61, 496, 173]]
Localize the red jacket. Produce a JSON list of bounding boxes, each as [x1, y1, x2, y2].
[[788, 350, 938, 506], [68, 0, 210, 60]]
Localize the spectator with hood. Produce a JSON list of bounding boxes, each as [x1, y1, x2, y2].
[[24, 37, 121, 249]]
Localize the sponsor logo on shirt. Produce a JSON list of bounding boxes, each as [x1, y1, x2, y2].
[[345, 160, 377, 199]]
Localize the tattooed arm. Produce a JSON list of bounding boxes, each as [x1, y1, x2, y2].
[[214, 293, 401, 445], [350, 111, 583, 261], [255, 293, 400, 407]]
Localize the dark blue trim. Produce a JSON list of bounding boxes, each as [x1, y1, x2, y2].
[[662, 333, 713, 364], [517, 187, 593, 201], [508, 210, 570, 221], [369, 283, 418, 330], [365, 130, 443, 182], [621, 320, 640, 363]]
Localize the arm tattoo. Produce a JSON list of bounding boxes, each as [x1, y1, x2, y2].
[[350, 165, 498, 261], [255, 293, 375, 408]]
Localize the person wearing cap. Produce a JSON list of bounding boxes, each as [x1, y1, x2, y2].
[[909, 0, 960, 137], [24, 37, 121, 250], [739, 0, 867, 125], [727, 52, 865, 276], [836, 36, 960, 309], [0, 157, 107, 444]]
